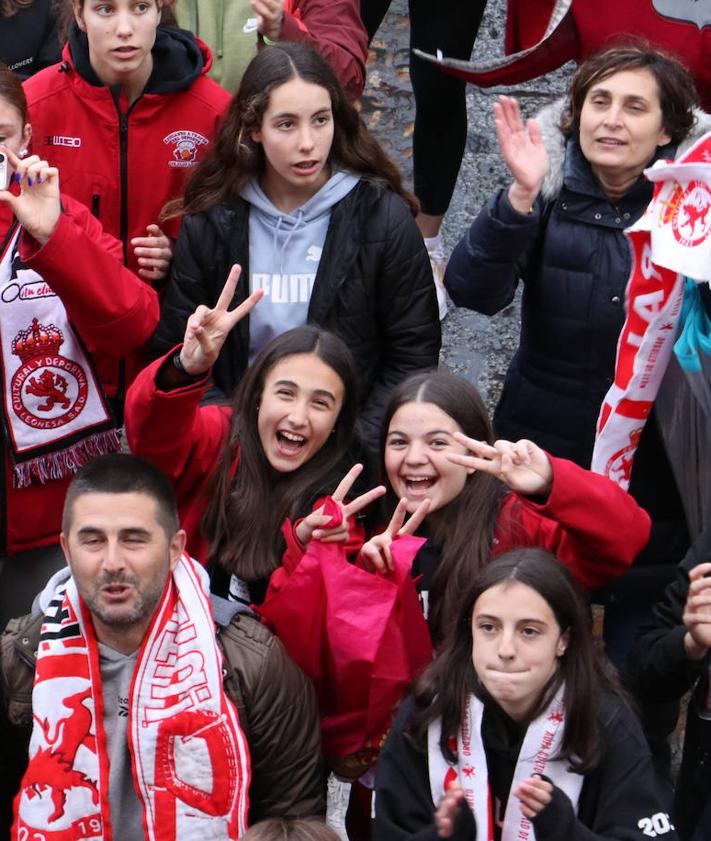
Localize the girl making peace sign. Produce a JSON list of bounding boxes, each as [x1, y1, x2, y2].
[[125, 265, 383, 604]]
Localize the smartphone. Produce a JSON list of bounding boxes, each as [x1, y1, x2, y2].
[[0, 153, 9, 190]]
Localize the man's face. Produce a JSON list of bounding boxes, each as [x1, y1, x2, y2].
[[60, 491, 185, 652]]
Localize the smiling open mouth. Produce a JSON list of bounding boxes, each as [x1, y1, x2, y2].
[[277, 430, 306, 453], [404, 476, 436, 490]]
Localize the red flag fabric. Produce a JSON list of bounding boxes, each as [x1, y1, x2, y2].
[[257, 532, 432, 766], [415, 0, 711, 111]]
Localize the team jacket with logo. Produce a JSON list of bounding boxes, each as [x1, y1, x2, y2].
[[23, 25, 231, 277]]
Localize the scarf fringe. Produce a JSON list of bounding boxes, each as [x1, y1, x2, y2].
[[13, 429, 123, 488]]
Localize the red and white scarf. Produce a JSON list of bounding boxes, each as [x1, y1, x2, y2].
[[13, 554, 251, 841], [0, 222, 120, 488], [428, 687, 582, 841], [592, 131, 711, 487]]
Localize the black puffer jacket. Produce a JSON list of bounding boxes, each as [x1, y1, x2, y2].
[[152, 179, 441, 446], [445, 130, 653, 466]]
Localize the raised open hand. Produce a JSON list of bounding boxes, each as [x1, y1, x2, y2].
[[360, 496, 430, 574], [493, 96, 549, 212], [447, 434, 553, 498], [0, 147, 61, 245], [295, 463, 386, 546], [179, 264, 263, 376]]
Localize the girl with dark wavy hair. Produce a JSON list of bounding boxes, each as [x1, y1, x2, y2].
[[126, 267, 385, 604], [374, 549, 676, 841], [153, 40, 440, 448]]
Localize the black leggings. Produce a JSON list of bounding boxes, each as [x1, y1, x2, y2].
[[361, 0, 488, 216]]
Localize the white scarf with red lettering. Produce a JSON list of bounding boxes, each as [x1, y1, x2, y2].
[[428, 686, 582, 841], [13, 554, 251, 841], [0, 223, 120, 487], [592, 131, 711, 487]]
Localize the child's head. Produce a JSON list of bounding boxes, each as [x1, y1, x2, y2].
[[203, 326, 359, 580], [174, 43, 417, 216], [234, 325, 358, 475], [241, 819, 341, 841], [381, 372, 494, 516], [71, 0, 162, 89]]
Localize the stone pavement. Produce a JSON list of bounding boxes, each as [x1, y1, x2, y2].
[[361, 0, 573, 409]]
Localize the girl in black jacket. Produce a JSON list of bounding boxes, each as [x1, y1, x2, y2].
[[152, 41, 440, 448], [374, 548, 676, 841]]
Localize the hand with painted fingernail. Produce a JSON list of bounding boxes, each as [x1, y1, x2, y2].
[[0, 147, 60, 245]]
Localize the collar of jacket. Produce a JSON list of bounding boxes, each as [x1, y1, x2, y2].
[[537, 96, 711, 201], [65, 22, 210, 96]]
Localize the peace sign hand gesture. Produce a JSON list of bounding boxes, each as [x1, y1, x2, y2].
[[295, 463, 387, 547], [360, 497, 430, 574], [179, 264, 264, 376], [446, 434, 553, 498]]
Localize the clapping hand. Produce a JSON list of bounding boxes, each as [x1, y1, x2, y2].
[[493, 95, 549, 213], [683, 563, 711, 660], [447, 435, 553, 498], [179, 264, 263, 376], [131, 224, 173, 282], [512, 774, 554, 819], [295, 463, 386, 546]]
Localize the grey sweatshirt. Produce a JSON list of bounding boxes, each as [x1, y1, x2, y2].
[[240, 171, 359, 361]]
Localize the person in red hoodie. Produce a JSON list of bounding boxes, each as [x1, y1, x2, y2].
[[0, 63, 159, 628], [23, 0, 230, 284]]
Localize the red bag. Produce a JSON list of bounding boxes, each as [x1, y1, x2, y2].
[[257, 531, 432, 763]]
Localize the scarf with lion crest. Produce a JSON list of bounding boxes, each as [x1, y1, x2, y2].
[[13, 553, 251, 841]]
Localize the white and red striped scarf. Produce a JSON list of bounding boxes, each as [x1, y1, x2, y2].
[[592, 130, 711, 486], [427, 686, 582, 841], [13, 554, 251, 841]]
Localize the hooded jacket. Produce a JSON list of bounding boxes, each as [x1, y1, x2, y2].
[[445, 103, 711, 575], [151, 178, 441, 447], [174, 0, 368, 99], [23, 25, 231, 276]]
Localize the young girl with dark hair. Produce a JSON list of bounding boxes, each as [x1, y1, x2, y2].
[[357, 371, 651, 644], [152, 40, 440, 447], [126, 267, 383, 604], [374, 549, 676, 840]]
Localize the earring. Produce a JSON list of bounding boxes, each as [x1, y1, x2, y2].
[[19, 149, 27, 158]]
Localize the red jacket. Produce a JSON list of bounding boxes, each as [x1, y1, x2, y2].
[[125, 351, 363, 566], [281, 0, 368, 101], [23, 27, 231, 276], [3, 196, 159, 554]]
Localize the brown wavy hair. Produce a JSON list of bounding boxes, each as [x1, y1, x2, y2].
[[164, 41, 417, 218], [202, 325, 359, 581], [408, 549, 622, 773], [560, 42, 697, 145], [0, 62, 28, 121], [380, 372, 509, 645]]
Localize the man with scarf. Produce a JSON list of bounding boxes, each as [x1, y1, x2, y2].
[[0, 453, 325, 840]]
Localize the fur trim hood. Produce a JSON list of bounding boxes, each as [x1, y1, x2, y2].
[[537, 97, 711, 200]]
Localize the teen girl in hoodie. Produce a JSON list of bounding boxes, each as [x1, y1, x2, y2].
[[152, 41, 440, 447]]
